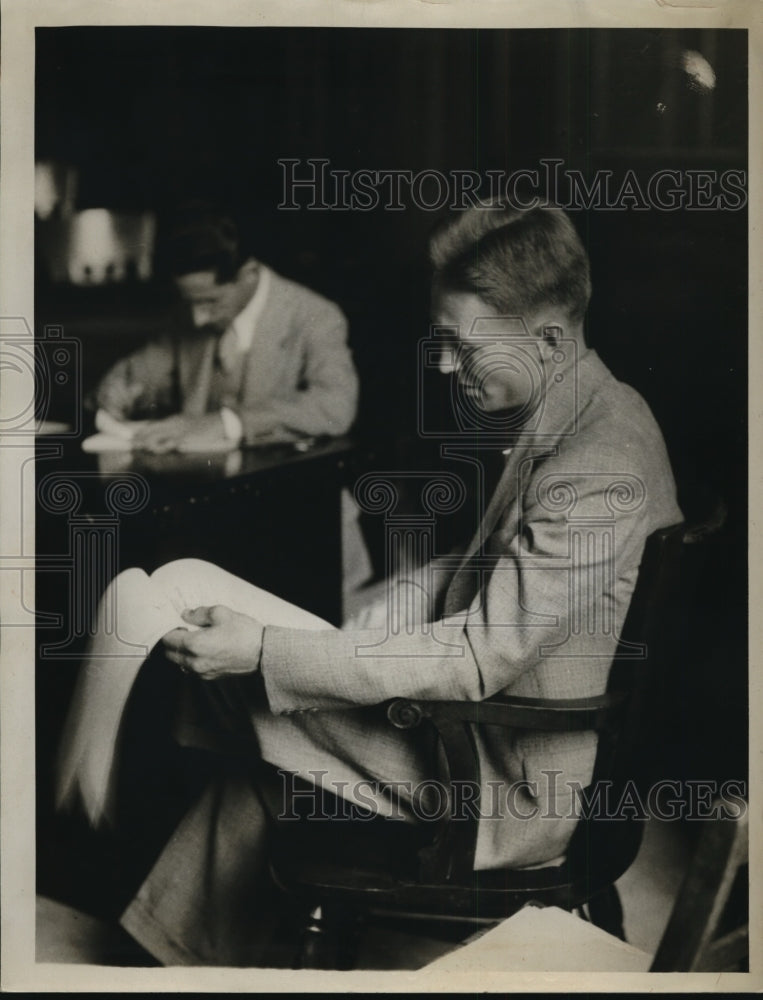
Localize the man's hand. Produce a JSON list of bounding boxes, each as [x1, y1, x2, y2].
[[162, 605, 264, 680], [133, 413, 231, 453], [97, 376, 145, 420]]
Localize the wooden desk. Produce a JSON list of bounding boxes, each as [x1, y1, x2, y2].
[[35, 435, 355, 650]]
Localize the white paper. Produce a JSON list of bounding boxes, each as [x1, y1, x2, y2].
[[56, 560, 332, 828]]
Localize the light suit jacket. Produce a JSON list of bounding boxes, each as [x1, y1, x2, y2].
[[95, 268, 359, 444], [249, 349, 682, 870]]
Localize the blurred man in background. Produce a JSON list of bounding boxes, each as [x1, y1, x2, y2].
[[94, 202, 359, 451]]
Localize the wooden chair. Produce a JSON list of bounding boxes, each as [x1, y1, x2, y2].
[[266, 503, 727, 969], [650, 795, 748, 972]]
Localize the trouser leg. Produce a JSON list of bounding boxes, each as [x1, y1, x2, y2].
[[119, 760, 288, 967]]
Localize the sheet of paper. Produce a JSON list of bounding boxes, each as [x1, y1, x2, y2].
[[55, 567, 193, 827], [422, 905, 652, 973], [81, 432, 134, 453], [81, 410, 151, 452], [56, 560, 333, 828]]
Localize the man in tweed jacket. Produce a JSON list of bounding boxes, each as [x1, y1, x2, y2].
[[111, 204, 681, 964], [94, 202, 358, 449]]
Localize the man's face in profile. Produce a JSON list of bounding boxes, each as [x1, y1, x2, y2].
[[432, 289, 540, 414], [175, 266, 256, 335]]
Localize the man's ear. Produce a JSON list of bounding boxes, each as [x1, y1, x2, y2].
[[536, 319, 586, 360], [541, 324, 563, 348], [236, 258, 260, 288]]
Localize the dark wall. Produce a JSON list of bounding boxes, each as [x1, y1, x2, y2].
[[35, 26, 748, 784], [35, 27, 747, 466]]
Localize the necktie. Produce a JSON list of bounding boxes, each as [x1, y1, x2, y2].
[[217, 325, 240, 374]]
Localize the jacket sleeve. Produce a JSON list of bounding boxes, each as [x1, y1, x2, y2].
[[259, 458, 658, 714], [236, 300, 359, 443], [94, 335, 179, 419]]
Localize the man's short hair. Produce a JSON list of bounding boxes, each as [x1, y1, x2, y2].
[[166, 201, 251, 284], [429, 204, 591, 324]]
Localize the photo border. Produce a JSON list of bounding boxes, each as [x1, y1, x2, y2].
[[1, 0, 760, 992]]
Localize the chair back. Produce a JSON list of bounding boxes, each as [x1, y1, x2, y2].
[[567, 501, 726, 878]]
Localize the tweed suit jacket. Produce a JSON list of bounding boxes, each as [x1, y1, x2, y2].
[[250, 349, 682, 870], [94, 268, 359, 443]]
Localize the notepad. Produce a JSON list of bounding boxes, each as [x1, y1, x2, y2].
[[82, 409, 237, 453], [81, 409, 150, 452]]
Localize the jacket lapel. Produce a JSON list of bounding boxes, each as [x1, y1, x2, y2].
[[239, 271, 291, 405], [460, 444, 531, 561], [442, 348, 606, 614]]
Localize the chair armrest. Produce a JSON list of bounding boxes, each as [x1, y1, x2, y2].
[[387, 691, 628, 736], [383, 691, 628, 884]]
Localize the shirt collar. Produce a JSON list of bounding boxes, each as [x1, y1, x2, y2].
[[229, 265, 271, 351], [500, 343, 598, 450]]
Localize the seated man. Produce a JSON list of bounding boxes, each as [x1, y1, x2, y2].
[[59, 203, 682, 966], [93, 202, 359, 451]]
